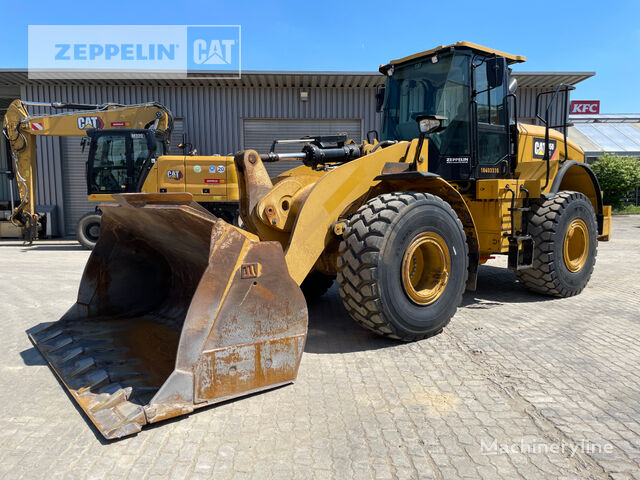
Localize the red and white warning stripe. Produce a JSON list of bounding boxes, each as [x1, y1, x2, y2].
[[31, 122, 44, 131]]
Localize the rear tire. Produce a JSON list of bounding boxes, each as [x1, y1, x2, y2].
[[76, 212, 102, 250], [516, 191, 597, 297], [337, 192, 468, 341]]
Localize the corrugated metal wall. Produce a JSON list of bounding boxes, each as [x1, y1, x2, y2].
[[60, 136, 91, 235], [517, 87, 570, 128]]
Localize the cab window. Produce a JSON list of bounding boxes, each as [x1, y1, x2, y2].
[[475, 62, 506, 126], [474, 59, 509, 166]]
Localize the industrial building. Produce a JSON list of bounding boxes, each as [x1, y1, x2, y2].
[[0, 69, 594, 237]]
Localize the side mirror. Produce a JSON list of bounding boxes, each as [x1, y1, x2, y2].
[[486, 57, 505, 89], [416, 115, 447, 135], [375, 85, 385, 112], [508, 76, 518, 95]]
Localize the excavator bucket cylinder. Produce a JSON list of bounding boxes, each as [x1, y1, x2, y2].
[[29, 193, 307, 439]]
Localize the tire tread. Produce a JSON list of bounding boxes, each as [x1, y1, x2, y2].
[[337, 192, 468, 341], [516, 191, 597, 297]]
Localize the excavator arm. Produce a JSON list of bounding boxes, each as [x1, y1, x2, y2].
[[1, 99, 173, 243]]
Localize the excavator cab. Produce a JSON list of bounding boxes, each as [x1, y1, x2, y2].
[[86, 129, 168, 195]]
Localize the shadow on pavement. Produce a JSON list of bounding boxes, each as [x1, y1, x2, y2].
[[305, 285, 399, 354], [305, 264, 553, 354], [19, 346, 48, 366], [461, 264, 549, 308]]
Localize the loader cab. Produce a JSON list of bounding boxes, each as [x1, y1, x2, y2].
[[379, 43, 524, 181], [86, 129, 167, 194]]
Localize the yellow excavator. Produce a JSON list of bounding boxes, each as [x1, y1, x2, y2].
[[29, 42, 611, 439], [2, 100, 239, 247]]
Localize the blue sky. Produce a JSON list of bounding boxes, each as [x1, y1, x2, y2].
[[1, 0, 639, 112]]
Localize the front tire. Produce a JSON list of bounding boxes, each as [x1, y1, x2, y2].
[[337, 192, 468, 341], [516, 191, 597, 297], [76, 212, 102, 250]]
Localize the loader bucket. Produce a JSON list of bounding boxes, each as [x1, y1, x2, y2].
[[29, 193, 307, 440]]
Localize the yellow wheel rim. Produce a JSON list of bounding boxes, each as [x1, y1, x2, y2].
[[563, 218, 589, 273], [401, 232, 450, 305]]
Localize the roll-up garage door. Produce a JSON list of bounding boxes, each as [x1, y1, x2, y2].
[[243, 119, 362, 177], [61, 136, 93, 236], [61, 119, 185, 236]]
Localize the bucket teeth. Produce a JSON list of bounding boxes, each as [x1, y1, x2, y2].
[[88, 387, 132, 413], [55, 346, 84, 364], [63, 357, 96, 379], [29, 193, 309, 440], [103, 410, 146, 439], [76, 370, 110, 393], [39, 334, 73, 353], [34, 327, 63, 343], [94, 400, 146, 440]]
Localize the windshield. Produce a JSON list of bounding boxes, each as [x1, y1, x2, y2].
[[380, 53, 471, 156]]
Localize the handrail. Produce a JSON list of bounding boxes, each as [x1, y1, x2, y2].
[[535, 83, 576, 189]]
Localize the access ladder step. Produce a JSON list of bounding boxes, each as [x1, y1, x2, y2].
[[508, 235, 534, 271]]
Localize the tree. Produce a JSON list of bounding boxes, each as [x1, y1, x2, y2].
[[590, 153, 640, 207]]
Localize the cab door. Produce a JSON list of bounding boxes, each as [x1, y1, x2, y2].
[[87, 131, 133, 194], [473, 58, 511, 178]]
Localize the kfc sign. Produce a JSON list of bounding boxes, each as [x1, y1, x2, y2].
[[570, 100, 600, 115]]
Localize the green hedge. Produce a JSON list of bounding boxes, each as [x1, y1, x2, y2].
[[590, 153, 640, 207]]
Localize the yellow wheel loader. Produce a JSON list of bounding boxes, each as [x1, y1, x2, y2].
[[29, 42, 611, 439], [2, 100, 239, 247]]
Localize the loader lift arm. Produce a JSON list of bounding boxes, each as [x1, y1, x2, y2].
[[1, 99, 173, 243]]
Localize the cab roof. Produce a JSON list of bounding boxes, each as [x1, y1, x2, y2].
[[386, 41, 526, 67]]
